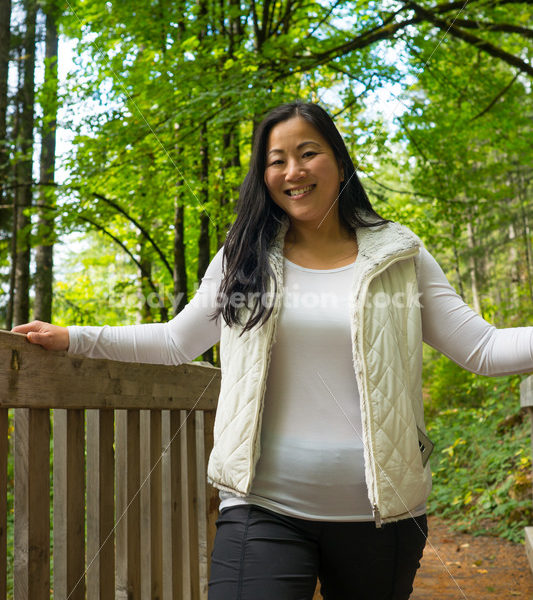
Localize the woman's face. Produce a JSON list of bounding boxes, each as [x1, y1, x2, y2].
[[264, 116, 344, 228]]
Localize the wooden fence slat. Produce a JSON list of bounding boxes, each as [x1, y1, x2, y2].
[[181, 410, 191, 599], [127, 410, 141, 597], [187, 413, 200, 600], [116, 410, 128, 599], [87, 409, 115, 600], [150, 410, 163, 599], [14, 408, 50, 600], [171, 410, 184, 599], [115, 410, 141, 598], [53, 409, 86, 600], [13, 408, 28, 600], [195, 411, 207, 599], [161, 412, 171, 600], [140, 410, 151, 599], [203, 409, 218, 582], [140, 409, 163, 599], [0, 408, 7, 599]]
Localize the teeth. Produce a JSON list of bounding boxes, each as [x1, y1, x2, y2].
[[289, 185, 313, 196]]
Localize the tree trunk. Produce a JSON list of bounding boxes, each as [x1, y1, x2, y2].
[[217, 120, 241, 248], [6, 197, 17, 329], [197, 123, 210, 283], [518, 178, 533, 302], [466, 218, 482, 317], [451, 223, 465, 299], [198, 122, 213, 363], [0, 0, 10, 202], [34, 5, 58, 322], [508, 223, 520, 308], [139, 239, 154, 323], [173, 199, 187, 316], [5, 46, 23, 330], [13, 0, 37, 326], [172, 136, 187, 317], [0, 0, 11, 328], [196, 8, 210, 282]]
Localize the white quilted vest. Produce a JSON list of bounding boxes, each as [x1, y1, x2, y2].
[[207, 219, 432, 523]]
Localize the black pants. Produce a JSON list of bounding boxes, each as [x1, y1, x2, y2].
[[208, 505, 427, 600]]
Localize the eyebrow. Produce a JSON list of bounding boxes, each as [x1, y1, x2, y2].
[[267, 141, 322, 155]]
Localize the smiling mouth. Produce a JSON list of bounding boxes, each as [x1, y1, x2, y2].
[[285, 184, 315, 197]]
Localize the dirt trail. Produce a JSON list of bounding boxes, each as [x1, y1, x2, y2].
[[411, 516, 533, 599]]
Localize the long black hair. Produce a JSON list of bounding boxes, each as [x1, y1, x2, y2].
[[213, 101, 387, 332]]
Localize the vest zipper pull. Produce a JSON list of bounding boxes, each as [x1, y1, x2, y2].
[[373, 505, 382, 528]]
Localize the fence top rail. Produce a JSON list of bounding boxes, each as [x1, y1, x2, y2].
[[0, 330, 220, 410]]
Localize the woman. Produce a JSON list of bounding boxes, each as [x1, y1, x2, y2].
[[14, 102, 533, 600]]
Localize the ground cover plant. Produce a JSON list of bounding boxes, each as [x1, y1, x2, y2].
[[425, 353, 532, 544]]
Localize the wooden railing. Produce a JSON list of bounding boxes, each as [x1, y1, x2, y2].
[[0, 329, 221, 599]]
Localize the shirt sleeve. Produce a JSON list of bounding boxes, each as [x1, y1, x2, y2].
[[67, 247, 224, 365], [419, 247, 533, 376]]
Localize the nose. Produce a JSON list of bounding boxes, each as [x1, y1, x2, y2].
[[285, 158, 305, 181]]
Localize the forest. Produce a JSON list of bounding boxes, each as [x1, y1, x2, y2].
[[1, 0, 533, 544]]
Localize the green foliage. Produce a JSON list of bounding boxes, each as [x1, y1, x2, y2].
[[2, 3, 533, 563], [424, 354, 532, 544], [50, 0, 533, 545], [53, 232, 142, 326]]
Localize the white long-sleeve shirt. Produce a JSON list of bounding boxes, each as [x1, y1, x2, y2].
[[68, 247, 533, 520]]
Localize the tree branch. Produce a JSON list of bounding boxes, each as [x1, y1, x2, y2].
[[273, 17, 419, 81], [89, 190, 174, 278], [271, 0, 531, 82], [362, 171, 450, 203], [452, 18, 533, 38], [407, 1, 533, 77], [470, 71, 520, 120], [10, 180, 175, 280], [33, 201, 168, 313], [73, 215, 169, 320], [301, 0, 347, 40]]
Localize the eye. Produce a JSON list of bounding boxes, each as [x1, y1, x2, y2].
[[268, 159, 283, 166], [302, 151, 317, 158]]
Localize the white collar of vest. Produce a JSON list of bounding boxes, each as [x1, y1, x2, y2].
[[269, 216, 421, 280]]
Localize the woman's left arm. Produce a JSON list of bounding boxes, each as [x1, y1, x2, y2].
[[419, 247, 533, 376]]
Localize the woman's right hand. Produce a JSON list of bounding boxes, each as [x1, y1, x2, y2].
[[11, 321, 70, 351]]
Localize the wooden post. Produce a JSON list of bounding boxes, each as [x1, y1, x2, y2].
[[0, 408, 8, 599], [171, 410, 185, 599], [187, 413, 200, 600], [14, 408, 50, 600], [150, 410, 163, 598], [53, 409, 86, 600], [86, 409, 115, 600], [140, 409, 163, 599], [140, 411, 151, 599], [203, 410, 218, 581], [520, 375, 533, 573], [116, 410, 141, 599]]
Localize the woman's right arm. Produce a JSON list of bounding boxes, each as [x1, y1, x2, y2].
[[13, 248, 224, 365]]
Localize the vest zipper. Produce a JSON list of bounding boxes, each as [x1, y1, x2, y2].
[[358, 245, 420, 524], [249, 280, 284, 485]]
